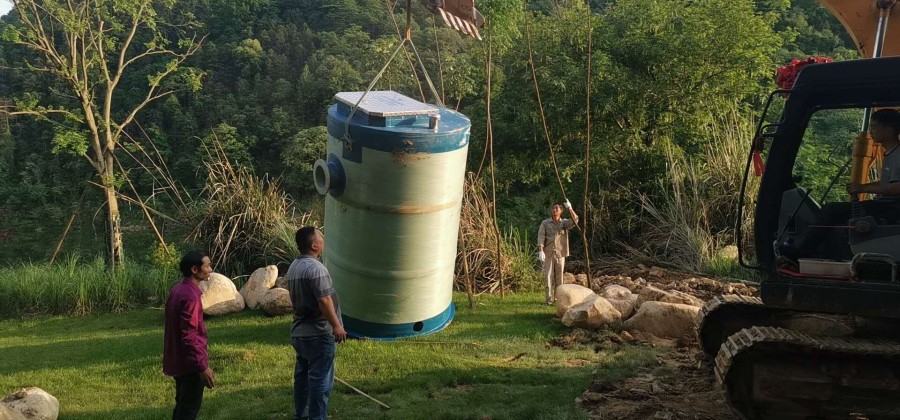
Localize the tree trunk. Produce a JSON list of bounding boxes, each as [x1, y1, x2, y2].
[[103, 168, 124, 269]]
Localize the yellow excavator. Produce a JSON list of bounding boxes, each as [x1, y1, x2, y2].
[[699, 1, 900, 418]]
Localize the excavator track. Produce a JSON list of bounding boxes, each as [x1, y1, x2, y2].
[[716, 326, 900, 419], [698, 294, 791, 357]]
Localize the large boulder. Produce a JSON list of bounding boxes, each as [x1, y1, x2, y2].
[[623, 301, 701, 339], [2, 388, 58, 420], [199, 273, 246, 316], [0, 405, 26, 420], [555, 284, 597, 318], [561, 296, 622, 328], [637, 285, 704, 308], [600, 284, 633, 300], [240, 265, 278, 310], [260, 288, 293, 316], [607, 294, 639, 320]]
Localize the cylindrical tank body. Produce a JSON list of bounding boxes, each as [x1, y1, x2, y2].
[[313, 91, 470, 340]]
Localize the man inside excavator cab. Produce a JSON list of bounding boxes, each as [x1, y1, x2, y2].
[[784, 109, 900, 261]]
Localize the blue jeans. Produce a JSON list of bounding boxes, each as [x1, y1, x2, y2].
[[292, 334, 336, 420]]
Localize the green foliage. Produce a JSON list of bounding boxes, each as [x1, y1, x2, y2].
[[185, 140, 312, 273], [50, 127, 88, 156], [0, 255, 173, 317], [148, 242, 181, 272], [0, 0, 867, 276], [633, 107, 759, 274], [200, 123, 256, 166], [281, 126, 327, 195]]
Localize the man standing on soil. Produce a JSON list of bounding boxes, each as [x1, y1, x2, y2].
[[286, 226, 346, 420], [163, 251, 216, 420], [538, 200, 579, 305]]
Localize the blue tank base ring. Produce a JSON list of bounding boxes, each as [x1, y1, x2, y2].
[[343, 303, 455, 341]]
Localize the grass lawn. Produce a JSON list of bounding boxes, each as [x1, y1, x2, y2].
[[0, 292, 659, 419]]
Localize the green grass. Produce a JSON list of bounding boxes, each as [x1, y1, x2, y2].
[[0, 293, 659, 419], [0, 256, 174, 317]]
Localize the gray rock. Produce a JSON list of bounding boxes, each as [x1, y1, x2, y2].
[[637, 285, 704, 308], [600, 284, 632, 300], [0, 404, 27, 420], [2, 388, 58, 420], [562, 296, 622, 328], [607, 294, 639, 320], [199, 273, 246, 316], [555, 284, 597, 318], [240, 265, 278, 310], [623, 301, 700, 339], [260, 288, 293, 316], [274, 276, 288, 290]]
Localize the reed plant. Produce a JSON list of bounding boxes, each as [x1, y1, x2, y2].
[[183, 139, 313, 274], [457, 174, 540, 294], [633, 107, 759, 276], [0, 255, 175, 317]]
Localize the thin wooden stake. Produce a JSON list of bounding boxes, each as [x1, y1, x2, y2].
[[582, 7, 593, 279], [50, 212, 78, 264], [485, 35, 503, 298], [335, 376, 390, 410], [459, 206, 475, 309]]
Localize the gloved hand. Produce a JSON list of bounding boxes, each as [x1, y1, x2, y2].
[[564, 199, 572, 210], [538, 250, 546, 262]]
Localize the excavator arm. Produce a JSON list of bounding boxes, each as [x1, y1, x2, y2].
[[818, 0, 899, 194], [818, 0, 898, 58]]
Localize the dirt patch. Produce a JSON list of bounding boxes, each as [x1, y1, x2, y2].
[[555, 264, 748, 419], [576, 338, 731, 420], [566, 261, 758, 301]]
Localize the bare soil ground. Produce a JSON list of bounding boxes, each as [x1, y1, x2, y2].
[[557, 264, 756, 419]]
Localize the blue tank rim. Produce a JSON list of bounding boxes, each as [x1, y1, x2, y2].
[[342, 303, 456, 341], [326, 104, 470, 155]]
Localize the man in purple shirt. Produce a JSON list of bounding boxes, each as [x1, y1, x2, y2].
[[163, 251, 217, 420]]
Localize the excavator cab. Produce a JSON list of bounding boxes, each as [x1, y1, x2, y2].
[[749, 57, 900, 318], [697, 57, 900, 420]]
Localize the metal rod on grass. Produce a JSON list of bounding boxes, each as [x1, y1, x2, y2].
[[335, 376, 390, 410]]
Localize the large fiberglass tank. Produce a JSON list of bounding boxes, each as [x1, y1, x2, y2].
[[313, 91, 471, 340]]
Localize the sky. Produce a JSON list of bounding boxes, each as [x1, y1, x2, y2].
[[0, 0, 11, 17]]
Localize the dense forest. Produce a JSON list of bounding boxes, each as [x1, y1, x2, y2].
[[0, 0, 856, 276]]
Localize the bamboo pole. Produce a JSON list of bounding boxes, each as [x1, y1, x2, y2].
[[335, 376, 390, 410]]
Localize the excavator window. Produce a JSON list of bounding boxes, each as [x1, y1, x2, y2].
[[792, 108, 864, 205]]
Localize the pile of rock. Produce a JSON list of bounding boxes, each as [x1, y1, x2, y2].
[[197, 265, 293, 317], [1, 387, 58, 420], [555, 277, 724, 339]]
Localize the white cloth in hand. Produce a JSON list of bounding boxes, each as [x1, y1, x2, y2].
[[538, 250, 546, 262]]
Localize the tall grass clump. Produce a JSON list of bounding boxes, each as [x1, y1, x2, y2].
[[457, 174, 540, 294], [184, 140, 313, 274], [633, 107, 759, 277], [0, 255, 175, 317]]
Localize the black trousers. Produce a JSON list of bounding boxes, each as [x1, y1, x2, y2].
[[173, 372, 205, 420]]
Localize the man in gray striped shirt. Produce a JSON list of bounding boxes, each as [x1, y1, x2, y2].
[[287, 226, 345, 420]]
